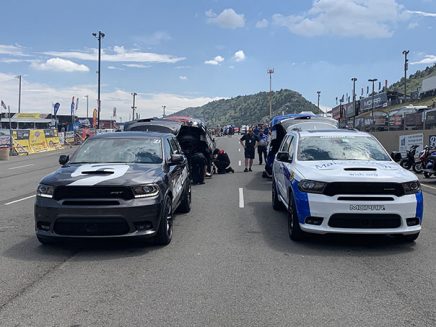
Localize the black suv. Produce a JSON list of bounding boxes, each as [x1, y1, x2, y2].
[[34, 132, 191, 245]]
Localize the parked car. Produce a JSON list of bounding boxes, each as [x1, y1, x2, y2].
[[272, 128, 423, 242], [35, 132, 191, 245]]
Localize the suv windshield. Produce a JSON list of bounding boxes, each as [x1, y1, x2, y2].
[[70, 137, 163, 164], [297, 135, 391, 161]]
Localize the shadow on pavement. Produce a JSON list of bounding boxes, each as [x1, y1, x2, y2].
[[244, 172, 272, 191], [2, 235, 160, 263], [248, 200, 417, 257]]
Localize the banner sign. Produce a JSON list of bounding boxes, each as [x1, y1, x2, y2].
[[12, 113, 47, 119], [429, 135, 436, 148], [65, 131, 75, 144], [399, 133, 423, 157], [0, 130, 10, 148], [360, 93, 388, 112], [93, 108, 98, 127], [54, 102, 60, 116]]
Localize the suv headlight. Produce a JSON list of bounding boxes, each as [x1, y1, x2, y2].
[[37, 184, 54, 198], [298, 180, 327, 194], [402, 181, 421, 195], [132, 184, 160, 198]]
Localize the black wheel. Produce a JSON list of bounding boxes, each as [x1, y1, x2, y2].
[[272, 179, 282, 211], [155, 196, 173, 245], [37, 235, 56, 245], [424, 172, 431, 178], [400, 160, 411, 170], [177, 183, 191, 213], [397, 233, 420, 242], [288, 194, 305, 241], [413, 162, 423, 174]]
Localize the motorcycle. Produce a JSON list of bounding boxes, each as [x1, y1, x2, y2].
[[413, 146, 434, 174], [422, 148, 436, 178], [399, 145, 419, 170]]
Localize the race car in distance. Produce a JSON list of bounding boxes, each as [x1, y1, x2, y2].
[[35, 132, 191, 245], [272, 129, 423, 242]]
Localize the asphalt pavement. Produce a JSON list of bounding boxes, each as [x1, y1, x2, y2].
[[0, 138, 435, 327]]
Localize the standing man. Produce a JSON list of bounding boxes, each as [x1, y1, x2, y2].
[[257, 129, 268, 165], [240, 128, 258, 172]]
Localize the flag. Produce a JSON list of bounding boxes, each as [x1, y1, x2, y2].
[[340, 94, 344, 102], [0, 100, 6, 110], [378, 82, 381, 90], [361, 88, 364, 96], [75, 98, 79, 112], [113, 107, 117, 117], [70, 96, 75, 115], [367, 86, 369, 94], [92, 108, 97, 128], [53, 102, 60, 116]]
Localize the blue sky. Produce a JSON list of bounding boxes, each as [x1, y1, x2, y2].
[[1, 0, 436, 121]]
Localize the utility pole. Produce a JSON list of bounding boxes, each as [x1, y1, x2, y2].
[[267, 68, 274, 119], [368, 78, 378, 129], [84, 95, 89, 121], [16, 75, 21, 113], [92, 31, 105, 129], [351, 77, 357, 128], [402, 50, 409, 103], [317, 91, 321, 112], [131, 92, 137, 120], [162, 105, 166, 118]]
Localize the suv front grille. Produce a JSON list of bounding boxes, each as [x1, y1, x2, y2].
[[328, 214, 401, 228], [53, 186, 134, 200], [54, 218, 130, 236], [323, 183, 404, 197]]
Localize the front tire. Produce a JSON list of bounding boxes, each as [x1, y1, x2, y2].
[[155, 196, 173, 246], [413, 162, 423, 174], [37, 235, 56, 245], [400, 159, 412, 170], [398, 232, 420, 242], [288, 194, 305, 241]]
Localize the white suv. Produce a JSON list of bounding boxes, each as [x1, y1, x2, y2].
[[272, 129, 423, 242]]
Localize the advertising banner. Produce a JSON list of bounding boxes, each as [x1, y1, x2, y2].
[[360, 93, 388, 112], [65, 131, 75, 144], [12, 130, 32, 153], [29, 129, 48, 152], [429, 135, 436, 148], [44, 129, 62, 149], [0, 130, 11, 148], [399, 133, 423, 157]]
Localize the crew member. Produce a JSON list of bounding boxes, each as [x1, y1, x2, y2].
[[240, 128, 258, 172], [213, 149, 234, 174]]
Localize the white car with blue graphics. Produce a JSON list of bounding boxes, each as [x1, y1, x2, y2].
[[272, 129, 423, 242]]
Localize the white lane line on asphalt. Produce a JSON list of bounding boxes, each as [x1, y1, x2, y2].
[[238, 160, 241, 166], [8, 164, 34, 170], [4, 195, 36, 206], [422, 183, 436, 191], [239, 188, 244, 208]]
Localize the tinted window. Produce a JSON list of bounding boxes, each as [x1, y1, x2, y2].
[[71, 137, 163, 164]]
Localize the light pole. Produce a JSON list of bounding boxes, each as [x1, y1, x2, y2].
[[402, 50, 409, 103], [84, 95, 89, 121], [16, 75, 21, 113], [92, 31, 105, 129], [368, 78, 378, 129], [351, 78, 357, 128], [162, 105, 166, 118], [267, 68, 274, 119], [317, 91, 321, 112], [131, 92, 137, 120]]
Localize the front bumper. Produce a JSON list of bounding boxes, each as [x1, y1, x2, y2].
[[295, 193, 422, 235], [34, 196, 162, 239]]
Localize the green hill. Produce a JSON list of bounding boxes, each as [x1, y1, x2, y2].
[[171, 89, 322, 127], [389, 63, 436, 95]]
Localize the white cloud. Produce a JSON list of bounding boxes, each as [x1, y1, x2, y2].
[[205, 55, 225, 65], [133, 31, 172, 45], [408, 22, 419, 29], [43, 46, 185, 64], [179, 76, 188, 80], [207, 8, 245, 29], [0, 44, 25, 56], [122, 63, 151, 68], [411, 55, 436, 65], [256, 19, 269, 28], [31, 58, 90, 72], [407, 10, 436, 17], [107, 66, 124, 70], [233, 50, 246, 62], [272, 0, 409, 38], [0, 72, 221, 120]]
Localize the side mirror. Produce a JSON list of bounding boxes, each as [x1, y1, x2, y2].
[[59, 155, 69, 165], [276, 152, 292, 163], [391, 151, 402, 162], [170, 154, 184, 165]]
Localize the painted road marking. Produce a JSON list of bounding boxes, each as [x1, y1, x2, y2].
[[8, 164, 34, 170], [422, 183, 436, 191], [239, 188, 244, 208], [4, 195, 36, 206], [238, 160, 241, 166]]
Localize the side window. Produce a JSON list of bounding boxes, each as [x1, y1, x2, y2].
[[174, 139, 183, 154], [169, 138, 179, 154], [280, 135, 293, 152], [164, 139, 172, 159], [288, 137, 296, 160]]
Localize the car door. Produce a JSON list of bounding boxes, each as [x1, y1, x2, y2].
[[281, 135, 296, 205], [274, 135, 291, 199], [168, 137, 184, 205]]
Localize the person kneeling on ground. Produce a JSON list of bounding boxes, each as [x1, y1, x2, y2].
[[191, 151, 207, 184], [213, 149, 235, 174]]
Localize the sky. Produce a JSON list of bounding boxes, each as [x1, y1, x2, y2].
[[1, 0, 436, 121]]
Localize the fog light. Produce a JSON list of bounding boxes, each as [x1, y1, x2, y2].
[[37, 222, 50, 231], [305, 217, 324, 225], [406, 218, 420, 226], [134, 221, 153, 231]]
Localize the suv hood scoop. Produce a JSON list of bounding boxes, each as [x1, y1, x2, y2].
[[81, 170, 114, 175], [343, 167, 377, 171]]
